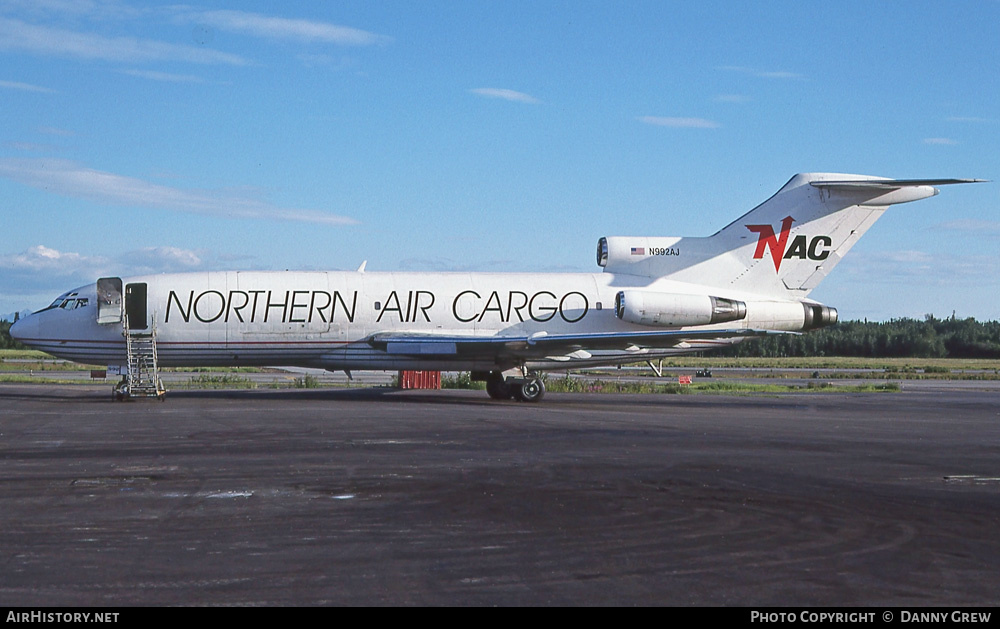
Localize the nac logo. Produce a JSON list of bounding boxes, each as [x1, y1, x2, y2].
[[746, 216, 832, 272]]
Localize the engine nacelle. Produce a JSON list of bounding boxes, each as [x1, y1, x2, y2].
[[615, 291, 747, 327], [803, 303, 838, 330], [741, 300, 839, 331], [597, 236, 686, 270]]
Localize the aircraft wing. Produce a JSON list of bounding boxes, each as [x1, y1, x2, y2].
[[366, 328, 785, 359]]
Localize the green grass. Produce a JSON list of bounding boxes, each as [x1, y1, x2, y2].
[[537, 374, 901, 395], [583, 357, 1000, 381], [440, 372, 486, 390], [0, 374, 95, 385], [0, 362, 104, 372], [175, 374, 259, 389], [293, 374, 321, 388], [0, 350, 53, 360], [0, 348, 949, 393], [164, 366, 267, 373], [651, 356, 1000, 372], [0, 350, 102, 371]]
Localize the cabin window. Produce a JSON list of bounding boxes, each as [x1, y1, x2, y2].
[[596, 302, 603, 310], [374, 301, 381, 311]]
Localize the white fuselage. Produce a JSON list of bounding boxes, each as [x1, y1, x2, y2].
[[12, 270, 810, 372]]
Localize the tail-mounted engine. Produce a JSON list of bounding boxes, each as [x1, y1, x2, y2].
[[615, 291, 747, 327], [803, 303, 838, 330], [597, 236, 687, 272]]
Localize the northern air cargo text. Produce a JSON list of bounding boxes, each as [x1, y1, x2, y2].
[[165, 289, 591, 325]]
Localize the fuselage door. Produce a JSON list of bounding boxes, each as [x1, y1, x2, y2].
[[97, 277, 123, 324], [125, 283, 148, 330]]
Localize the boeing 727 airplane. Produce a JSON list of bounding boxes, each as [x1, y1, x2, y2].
[[10, 173, 983, 401]]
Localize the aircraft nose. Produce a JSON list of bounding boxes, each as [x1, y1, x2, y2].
[[9, 315, 35, 345]]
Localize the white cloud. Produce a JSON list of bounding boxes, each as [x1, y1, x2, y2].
[[638, 116, 720, 129], [296, 53, 353, 69], [755, 70, 802, 80], [1, 245, 102, 272], [923, 137, 958, 145], [718, 65, 804, 80], [947, 116, 996, 124], [840, 249, 1000, 285], [0, 245, 112, 286], [0, 79, 56, 93], [118, 69, 208, 84], [183, 10, 391, 46], [121, 247, 204, 273], [0, 0, 142, 21], [0, 245, 206, 278], [5, 141, 60, 152], [0, 158, 358, 226], [0, 245, 214, 309], [399, 256, 519, 272], [714, 93, 751, 103], [38, 126, 75, 136], [934, 219, 1000, 234], [469, 88, 541, 104], [0, 16, 249, 65]]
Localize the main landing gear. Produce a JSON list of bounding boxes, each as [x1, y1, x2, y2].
[[484, 371, 546, 403]]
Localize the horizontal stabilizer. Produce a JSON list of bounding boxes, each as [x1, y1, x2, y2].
[[811, 178, 987, 190]]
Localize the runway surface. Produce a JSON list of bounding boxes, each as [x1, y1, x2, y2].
[[1, 384, 998, 606]]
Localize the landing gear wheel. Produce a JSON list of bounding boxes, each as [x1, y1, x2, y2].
[[112, 379, 129, 402], [514, 377, 545, 403], [486, 373, 511, 400]]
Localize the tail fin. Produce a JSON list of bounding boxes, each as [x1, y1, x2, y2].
[[600, 173, 982, 299]]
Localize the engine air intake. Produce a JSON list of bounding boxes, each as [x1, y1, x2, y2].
[[597, 237, 609, 267]]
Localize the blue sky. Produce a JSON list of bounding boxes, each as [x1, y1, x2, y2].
[[1, 0, 997, 321]]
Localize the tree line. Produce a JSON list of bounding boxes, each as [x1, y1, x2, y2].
[[3, 315, 1000, 358], [0, 319, 24, 350], [715, 316, 1000, 359]]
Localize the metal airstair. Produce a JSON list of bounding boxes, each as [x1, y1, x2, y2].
[[114, 315, 166, 401]]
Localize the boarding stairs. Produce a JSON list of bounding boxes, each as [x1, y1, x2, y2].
[[115, 316, 166, 401]]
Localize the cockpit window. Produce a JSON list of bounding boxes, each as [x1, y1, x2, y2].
[[48, 292, 74, 308], [36, 292, 89, 313]]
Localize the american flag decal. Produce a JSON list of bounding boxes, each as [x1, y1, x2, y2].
[[631, 247, 645, 255]]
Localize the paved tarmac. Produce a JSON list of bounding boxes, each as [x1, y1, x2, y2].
[[1, 383, 998, 606]]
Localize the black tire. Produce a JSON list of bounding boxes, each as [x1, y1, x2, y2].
[[515, 378, 545, 403], [486, 374, 511, 400]]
